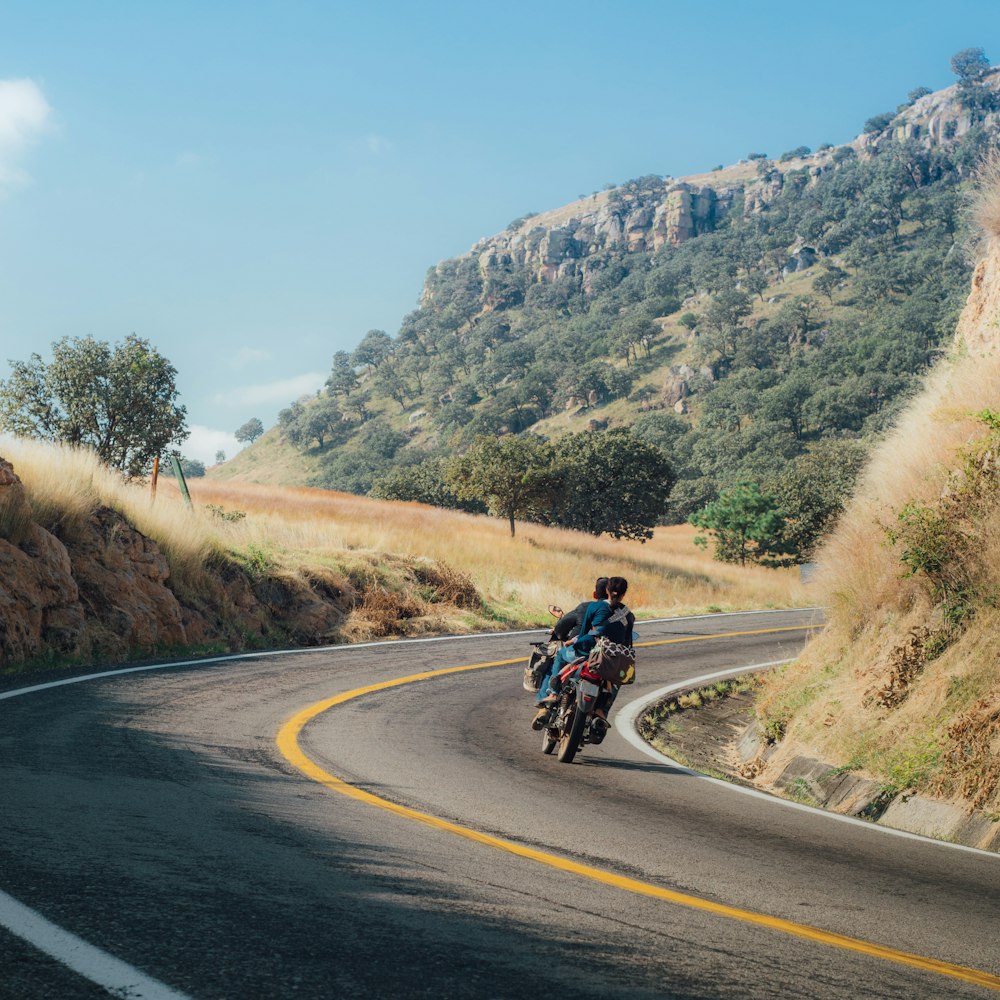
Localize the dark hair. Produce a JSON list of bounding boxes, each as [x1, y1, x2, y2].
[[594, 577, 609, 599], [607, 576, 628, 600]]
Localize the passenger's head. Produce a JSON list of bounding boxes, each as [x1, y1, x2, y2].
[[594, 577, 609, 600], [607, 577, 628, 603]]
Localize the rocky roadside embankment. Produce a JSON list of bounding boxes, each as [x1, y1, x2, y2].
[[0, 455, 484, 670], [641, 682, 1000, 852]]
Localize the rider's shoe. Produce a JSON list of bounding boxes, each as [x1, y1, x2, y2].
[[531, 707, 552, 730]]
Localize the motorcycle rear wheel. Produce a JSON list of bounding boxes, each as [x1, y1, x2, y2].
[[557, 706, 587, 764]]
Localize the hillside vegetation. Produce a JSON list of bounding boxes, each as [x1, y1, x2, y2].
[[215, 60, 1000, 560], [752, 187, 1000, 814]]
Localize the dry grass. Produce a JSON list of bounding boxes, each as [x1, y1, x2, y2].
[[755, 350, 1000, 810], [1, 436, 806, 650], [179, 478, 806, 623], [1, 437, 219, 587]]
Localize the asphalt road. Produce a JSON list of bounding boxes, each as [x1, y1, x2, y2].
[[2, 609, 999, 999]]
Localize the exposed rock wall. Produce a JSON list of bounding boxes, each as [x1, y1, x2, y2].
[[458, 71, 1000, 294], [0, 456, 353, 666], [955, 237, 1000, 355]]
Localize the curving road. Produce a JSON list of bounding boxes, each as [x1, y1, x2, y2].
[[2, 609, 999, 999]]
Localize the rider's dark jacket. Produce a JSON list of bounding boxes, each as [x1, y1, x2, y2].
[[551, 601, 591, 642]]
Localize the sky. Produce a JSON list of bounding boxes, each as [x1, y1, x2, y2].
[[1, 1, 999, 463]]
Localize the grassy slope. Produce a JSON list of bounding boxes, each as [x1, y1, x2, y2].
[[754, 346, 1000, 814], [184, 478, 806, 623]]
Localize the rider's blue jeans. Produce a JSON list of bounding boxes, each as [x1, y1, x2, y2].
[[536, 645, 579, 704]]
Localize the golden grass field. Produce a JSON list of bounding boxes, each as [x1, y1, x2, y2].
[[180, 478, 807, 624]]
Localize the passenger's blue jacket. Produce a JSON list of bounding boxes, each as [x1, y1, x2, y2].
[[571, 600, 634, 656]]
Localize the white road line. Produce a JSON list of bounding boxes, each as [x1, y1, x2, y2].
[[0, 891, 193, 999], [615, 663, 1000, 860]]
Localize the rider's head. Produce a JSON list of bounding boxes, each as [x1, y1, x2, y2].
[[594, 577, 609, 600], [607, 577, 628, 604]]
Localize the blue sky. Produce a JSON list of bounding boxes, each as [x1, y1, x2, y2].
[[1, 1, 998, 462]]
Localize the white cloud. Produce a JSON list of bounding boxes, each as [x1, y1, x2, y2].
[[0, 78, 53, 191], [212, 371, 327, 407], [183, 425, 242, 465]]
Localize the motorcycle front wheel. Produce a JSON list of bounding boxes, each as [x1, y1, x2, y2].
[[557, 705, 587, 764], [541, 728, 558, 754]]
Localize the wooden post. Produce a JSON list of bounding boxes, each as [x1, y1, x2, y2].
[[168, 453, 194, 510], [150, 455, 160, 502]]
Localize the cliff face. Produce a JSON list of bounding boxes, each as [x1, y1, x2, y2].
[[0, 456, 352, 666], [447, 72, 1000, 295], [955, 237, 1000, 355]]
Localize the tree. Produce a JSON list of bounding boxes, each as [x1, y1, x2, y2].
[[215, 450, 226, 464], [369, 458, 486, 513], [863, 112, 894, 134], [950, 48, 998, 116], [0, 334, 187, 478], [950, 47, 990, 83], [179, 456, 206, 478], [327, 350, 359, 397], [690, 482, 796, 567], [550, 429, 675, 540], [446, 435, 556, 537], [235, 417, 264, 444], [351, 329, 393, 371]]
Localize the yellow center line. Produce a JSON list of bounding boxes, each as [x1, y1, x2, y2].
[[275, 626, 1000, 993]]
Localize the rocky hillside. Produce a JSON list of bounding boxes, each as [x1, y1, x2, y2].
[[467, 74, 990, 289], [216, 61, 998, 558]]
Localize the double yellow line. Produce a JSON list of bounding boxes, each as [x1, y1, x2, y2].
[[276, 626, 1000, 992]]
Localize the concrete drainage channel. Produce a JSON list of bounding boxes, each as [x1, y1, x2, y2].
[[622, 667, 1000, 856]]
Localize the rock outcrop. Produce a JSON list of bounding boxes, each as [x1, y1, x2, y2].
[[457, 71, 1000, 295], [0, 457, 354, 666], [955, 237, 1000, 355]]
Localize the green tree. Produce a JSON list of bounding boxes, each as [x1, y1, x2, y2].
[[446, 435, 556, 537], [327, 350, 359, 397], [0, 334, 187, 478], [369, 457, 485, 513], [764, 441, 868, 558], [179, 456, 206, 477], [235, 417, 264, 444], [351, 329, 393, 371], [690, 481, 796, 567], [550, 429, 675, 540]]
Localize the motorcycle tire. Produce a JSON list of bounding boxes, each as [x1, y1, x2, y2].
[[541, 728, 558, 754], [557, 705, 587, 764]]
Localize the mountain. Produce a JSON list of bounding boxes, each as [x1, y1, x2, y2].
[[213, 61, 1000, 553]]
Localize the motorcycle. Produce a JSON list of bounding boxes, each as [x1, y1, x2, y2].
[[539, 659, 611, 764]]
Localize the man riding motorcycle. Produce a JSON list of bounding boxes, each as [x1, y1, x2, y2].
[[532, 577, 608, 719], [533, 576, 633, 731]]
